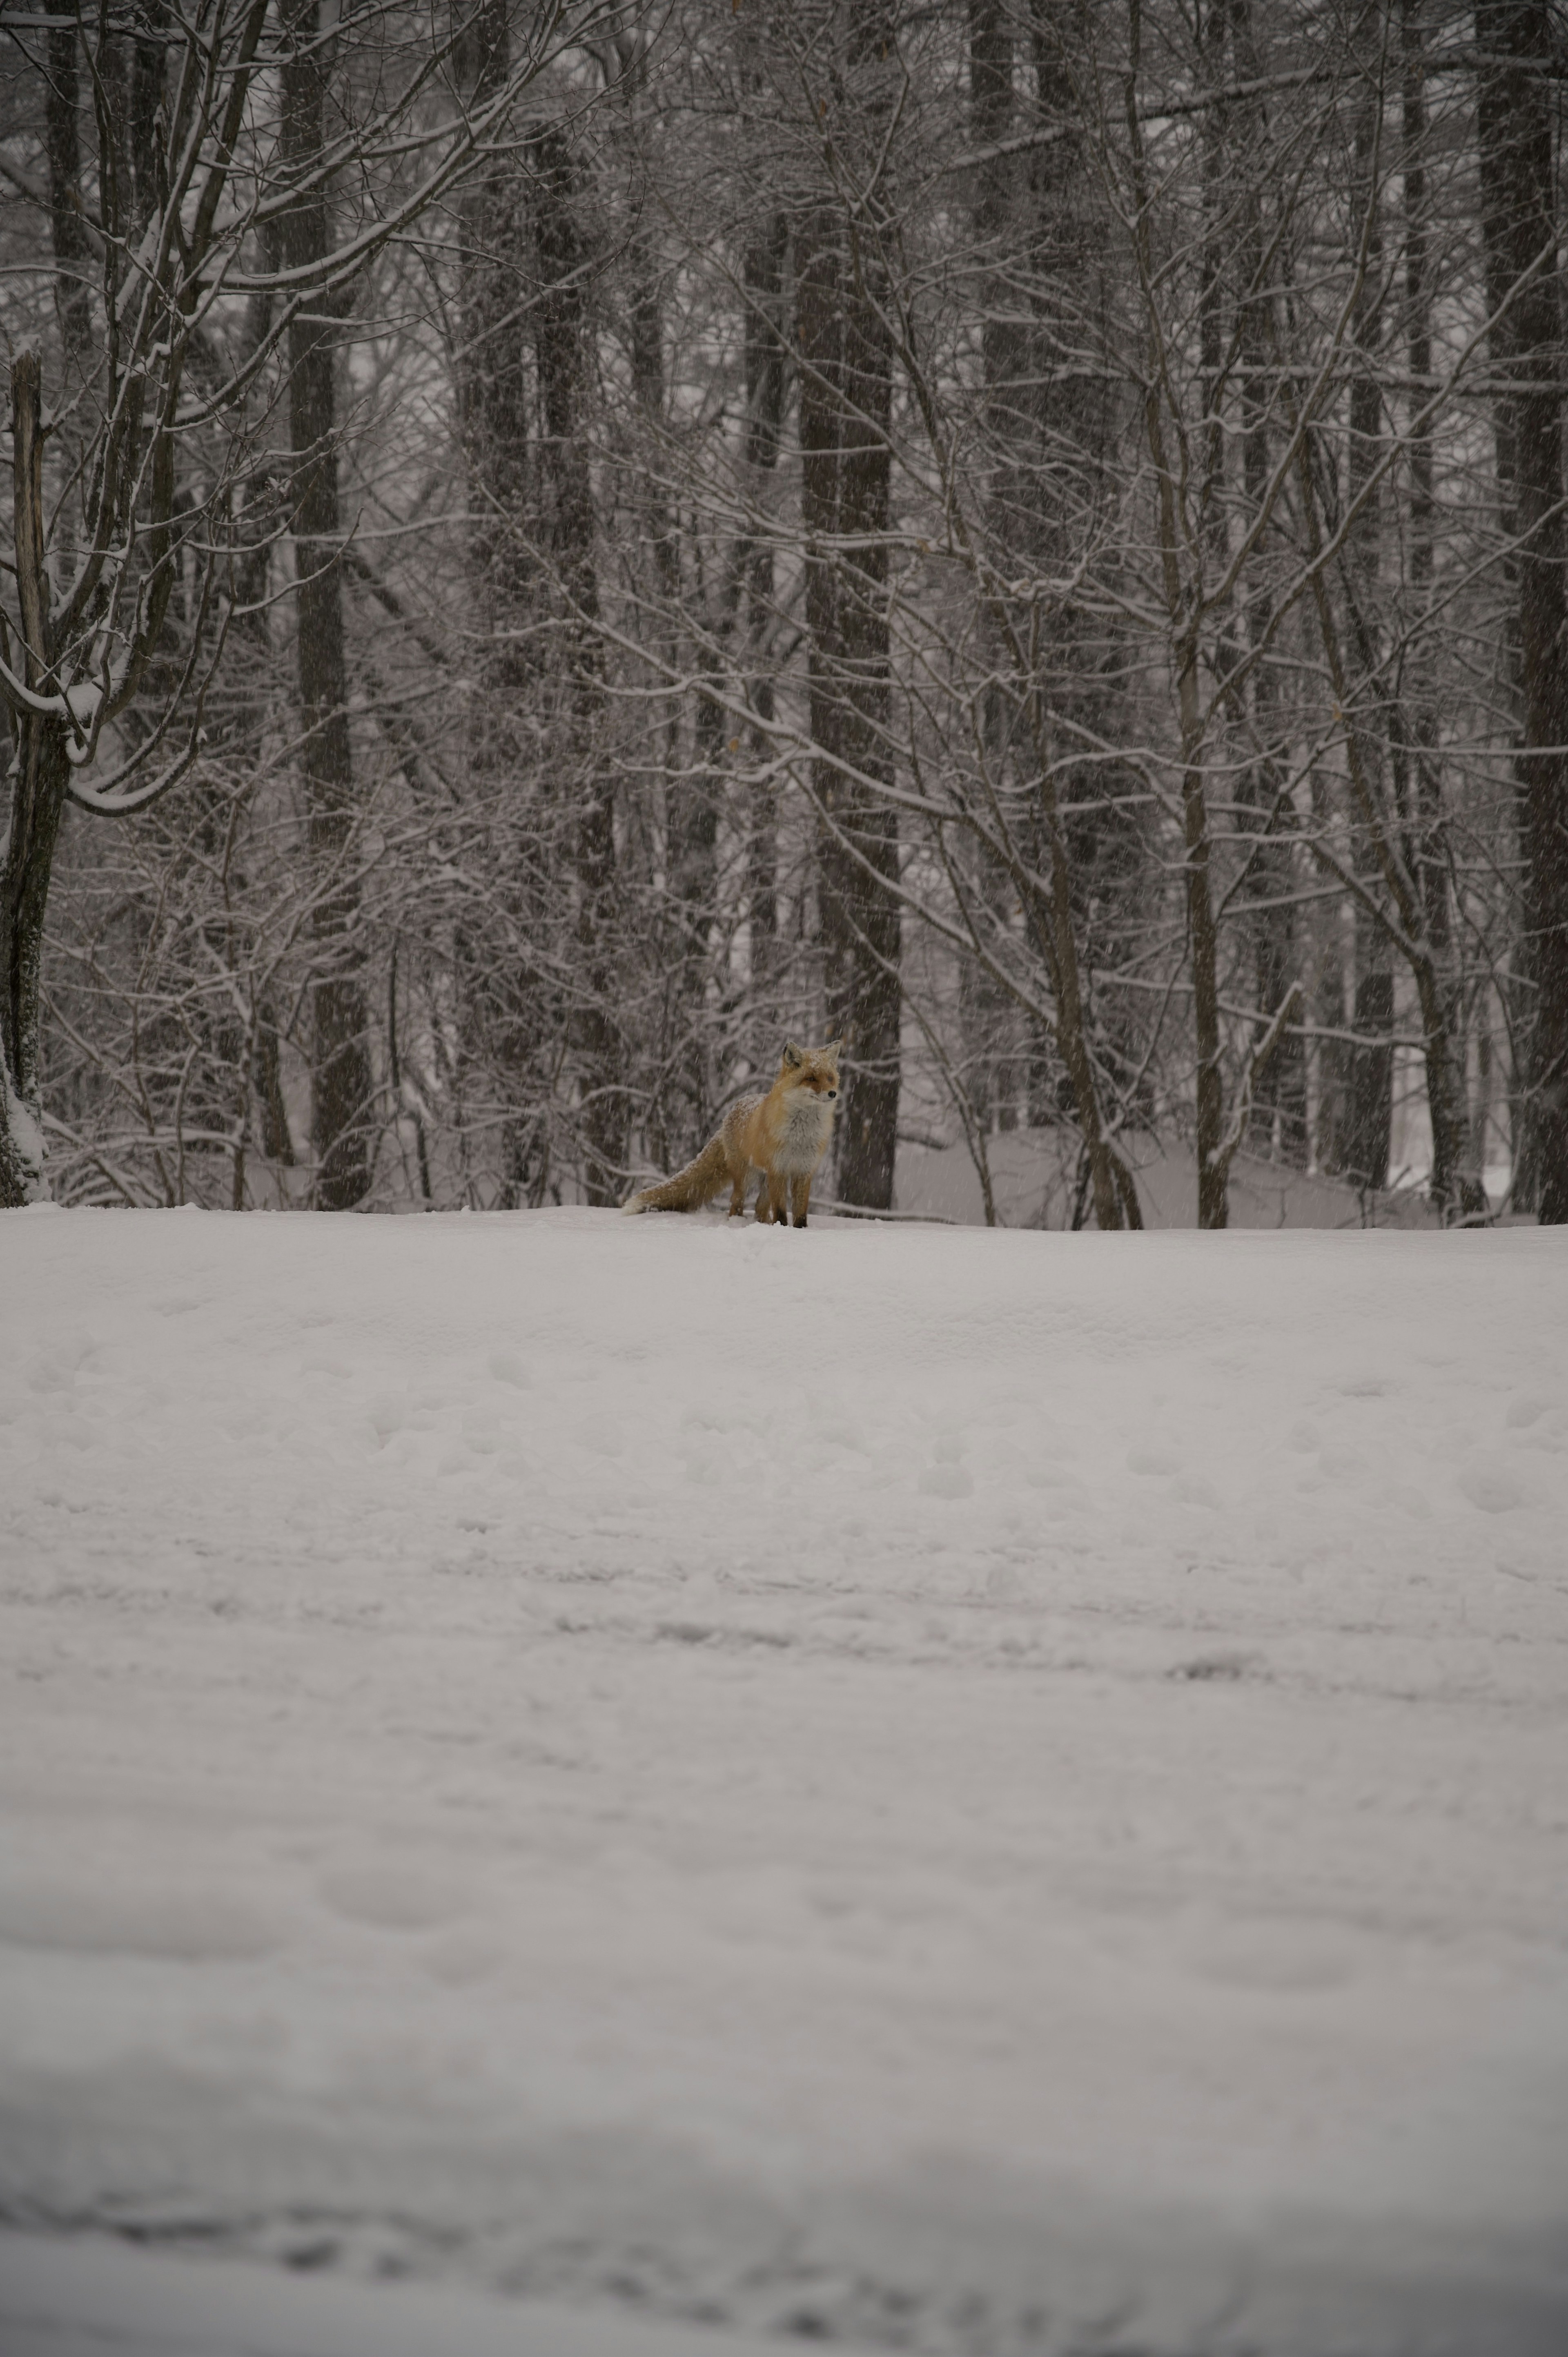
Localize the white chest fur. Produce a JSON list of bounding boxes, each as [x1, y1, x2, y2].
[[774, 1093, 835, 1174]]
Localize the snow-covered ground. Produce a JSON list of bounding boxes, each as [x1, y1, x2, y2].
[[0, 2227, 835, 2357], [2, 1204, 1566, 2357]]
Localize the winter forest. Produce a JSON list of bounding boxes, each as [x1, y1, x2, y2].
[[5, 14, 1568, 2347], [3, 0, 1568, 1232]]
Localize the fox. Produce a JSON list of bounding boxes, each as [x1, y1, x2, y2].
[[624, 1040, 842, 1228]]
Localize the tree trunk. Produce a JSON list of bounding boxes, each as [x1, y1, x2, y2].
[[45, 17, 93, 393], [1180, 672, 1229, 1231], [796, 7, 901, 1209], [1401, 0, 1476, 1211], [1341, 83, 1394, 1192], [454, 0, 552, 1206], [741, 214, 787, 996], [1476, 0, 1568, 1223], [971, 0, 1019, 473], [0, 356, 69, 1205], [1231, 0, 1305, 1166], [964, 2, 1016, 1141], [531, 124, 623, 1205], [4, 24, 95, 1200], [130, 2, 167, 237], [1125, 5, 1227, 1228], [797, 196, 901, 1207], [2, 18, 95, 1202], [281, 0, 372, 1210], [1344, 962, 1394, 1190], [1293, 419, 1479, 1216]]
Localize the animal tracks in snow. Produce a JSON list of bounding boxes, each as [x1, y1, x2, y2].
[[316, 1866, 476, 1936], [2, 1210, 1566, 2357]]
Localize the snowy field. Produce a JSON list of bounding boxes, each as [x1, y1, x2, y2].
[[2, 1204, 1566, 2357]]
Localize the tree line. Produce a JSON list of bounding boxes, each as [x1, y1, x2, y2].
[[2, 0, 1565, 1226]]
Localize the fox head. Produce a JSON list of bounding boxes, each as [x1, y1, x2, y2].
[[780, 1039, 842, 1101]]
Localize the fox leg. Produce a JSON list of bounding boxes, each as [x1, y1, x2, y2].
[[764, 1173, 788, 1225], [791, 1174, 811, 1229], [727, 1167, 747, 1218]]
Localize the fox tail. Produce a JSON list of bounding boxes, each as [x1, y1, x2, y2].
[[622, 1130, 731, 1215]]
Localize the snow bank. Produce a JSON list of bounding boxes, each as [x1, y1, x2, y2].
[[1, 1206, 1566, 2356]]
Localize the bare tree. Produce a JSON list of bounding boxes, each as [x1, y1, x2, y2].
[[1476, 0, 1568, 1223], [10, 0, 1563, 1229], [0, 0, 604, 1208]]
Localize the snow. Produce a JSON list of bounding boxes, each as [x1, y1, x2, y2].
[[0, 2228, 825, 2357], [1, 1204, 1566, 2356], [60, 678, 104, 764]]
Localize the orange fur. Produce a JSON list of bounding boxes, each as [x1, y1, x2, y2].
[[624, 1041, 841, 1227]]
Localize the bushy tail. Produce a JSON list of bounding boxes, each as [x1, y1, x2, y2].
[[623, 1130, 730, 1214]]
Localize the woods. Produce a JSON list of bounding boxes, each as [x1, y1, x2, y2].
[[2, 0, 1565, 1225]]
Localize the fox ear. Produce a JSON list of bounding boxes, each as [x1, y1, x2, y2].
[[824, 1037, 843, 1060], [782, 1041, 803, 1068]]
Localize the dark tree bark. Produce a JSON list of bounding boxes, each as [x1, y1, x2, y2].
[[1226, 7, 1301, 1169], [45, 17, 92, 388], [1476, 0, 1568, 1222], [1021, 0, 1150, 1197], [1340, 83, 1394, 1193], [530, 123, 624, 1205], [0, 20, 95, 1200], [1231, 0, 1305, 1166], [971, 0, 1019, 466], [740, 213, 788, 992], [130, 4, 167, 237], [454, 0, 552, 1206], [1343, 966, 1394, 1190], [281, 0, 373, 1209], [0, 357, 71, 1204], [798, 205, 901, 1206], [962, 1, 1015, 1135], [458, 0, 532, 624], [797, 5, 901, 1209], [1395, 0, 1475, 1210]]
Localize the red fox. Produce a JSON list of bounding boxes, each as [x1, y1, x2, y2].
[[624, 1040, 842, 1228]]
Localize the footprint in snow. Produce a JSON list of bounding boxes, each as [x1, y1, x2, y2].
[[1457, 1458, 1531, 1514], [422, 1927, 506, 1986], [23, 1333, 98, 1392], [0, 1881, 276, 1962], [1189, 1921, 1355, 1993], [919, 1433, 972, 1497], [368, 1394, 407, 1445], [317, 1865, 472, 1933], [1168, 1650, 1262, 1683]]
